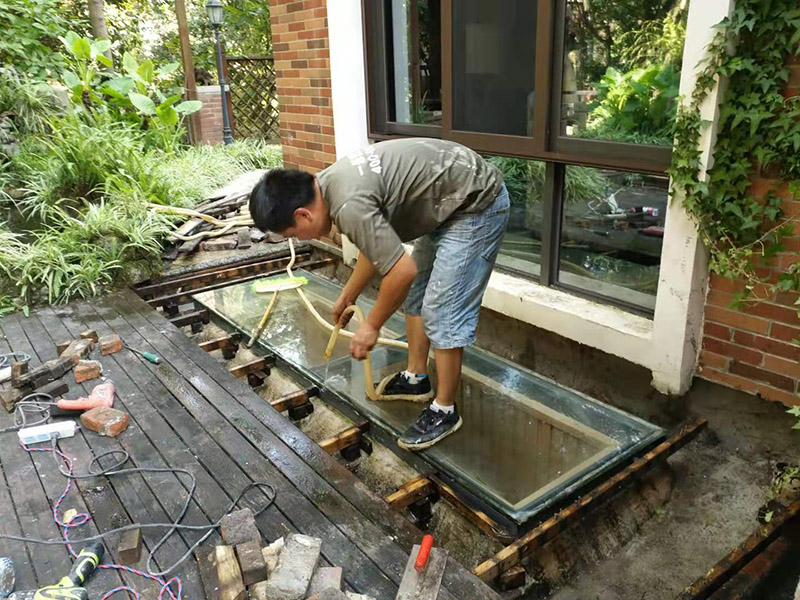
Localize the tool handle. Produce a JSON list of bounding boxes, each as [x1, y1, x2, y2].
[[414, 535, 434, 572], [141, 352, 161, 365], [67, 542, 104, 586]]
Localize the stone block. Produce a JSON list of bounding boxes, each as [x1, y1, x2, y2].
[[248, 581, 269, 600], [80, 330, 99, 342], [60, 338, 94, 365], [307, 590, 348, 600], [99, 333, 123, 355], [235, 540, 267, 586], [237, 228, 252, 249], [56, 340, 72, 354], [307, 567, 343, 595], [81, 406, 129, 437], [220, 508, 261, 546], [345, 594, 375, 600], [250, 229, 266, 243], [74, 360, 102, 383], [263, 533, 321, 600], [201, 237, 238, 252]]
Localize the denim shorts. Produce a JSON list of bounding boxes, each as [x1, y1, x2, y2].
[[403, 184, 510, 349]]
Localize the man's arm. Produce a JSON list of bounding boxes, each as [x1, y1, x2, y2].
[[333, 252, 376, 325], [350, 253, 417, 359]]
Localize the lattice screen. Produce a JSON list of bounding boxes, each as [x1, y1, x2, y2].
[[226, 56, 280, 141]]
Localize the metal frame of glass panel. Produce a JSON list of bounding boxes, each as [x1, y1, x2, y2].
[[193, 271, 664, 527]]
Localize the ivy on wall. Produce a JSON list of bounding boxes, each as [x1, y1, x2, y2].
[[669, 0, 800, 303]]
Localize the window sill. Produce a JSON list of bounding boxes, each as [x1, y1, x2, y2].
[[482, 270, 655, 369]]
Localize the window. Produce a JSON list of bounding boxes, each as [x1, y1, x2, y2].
[[364, 0, 687, 314]]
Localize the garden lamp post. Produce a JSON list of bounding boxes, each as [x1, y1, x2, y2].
[[205, 0, 234, 144]]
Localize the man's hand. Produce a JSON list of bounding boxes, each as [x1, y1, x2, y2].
[[350, 321, 379, 360], [333, 295, 355, 327]]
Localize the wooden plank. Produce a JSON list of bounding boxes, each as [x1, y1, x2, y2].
[[430, 476, 515, 544], [199, 334, 241, 353], [474, 418, 708, 583], [169, 309, 209, 329], [396, 545, 448, 600], [25, 308, 192, 597], [385, 477, 436, 511], [0, 314, 133, 596], [229, 357, 275, 378], [121, 290, 501, 600], [68, 302, 301, 551], [106, 294, 401, 598], [145, 258, 334, 308], [319, 423, 369, 456], [269, 387, 319, 413], [677, 500, 800, 600]]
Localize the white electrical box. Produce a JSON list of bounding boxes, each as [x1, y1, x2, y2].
[[18, 421, 77, 445]]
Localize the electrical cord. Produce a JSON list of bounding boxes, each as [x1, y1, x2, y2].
[[0, 394, 278, 581], [0, 351, 30, 369]]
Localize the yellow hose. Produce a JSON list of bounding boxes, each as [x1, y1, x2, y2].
[[324, 305, 377, 401]]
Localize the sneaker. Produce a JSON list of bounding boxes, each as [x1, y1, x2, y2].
[[397, 405, 462, 451], [375, 371, 434, 402]]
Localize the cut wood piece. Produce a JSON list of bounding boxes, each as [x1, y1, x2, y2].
[[235, 540, 268, 586], [263, 533, 322, 600], [396, 544, 448, 600], [269, 387, 320, 414], [196, 546, 246, 600], [198, 334, 241, 354], [319, 422, 370, 456], [228, 357, 275, 378], [385, 477, 436, 511], [117, 527, 142, 565], [262, 537, 284, 576], [169, 309, 210, 329], [237, 228, 252, 250], [498, 565, 526, 591]]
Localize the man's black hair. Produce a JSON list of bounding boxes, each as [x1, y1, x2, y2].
[[249, 168, 316, 232]]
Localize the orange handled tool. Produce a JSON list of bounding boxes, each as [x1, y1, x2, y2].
[[55, 382, 115, 412], [414, 535, 434, 572]]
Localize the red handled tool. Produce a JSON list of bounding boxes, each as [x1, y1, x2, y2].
[[51, 381, 115, 415], [414, 535, 434, 572]]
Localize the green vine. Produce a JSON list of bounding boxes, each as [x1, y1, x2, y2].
[[668, 0, 800, 303]]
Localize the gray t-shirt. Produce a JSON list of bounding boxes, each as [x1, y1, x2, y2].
[[317, 138, 503, 276]]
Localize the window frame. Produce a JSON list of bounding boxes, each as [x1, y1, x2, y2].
[[361, 0, 676, 316]]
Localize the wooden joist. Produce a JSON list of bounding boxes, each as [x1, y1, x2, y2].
[[169, 309, 210, 329], [145, 257, 334, 308], [319, 422, 371, 455], [228, 356, 275, 378], [269, 387, 319, 414], [473, 418, 708, 583], [676, 500, 800, 600], [385, 476, 437, 511], [430, 476, 515, 543], [136, 254, 309, 299], [199, 333, 241, 359]]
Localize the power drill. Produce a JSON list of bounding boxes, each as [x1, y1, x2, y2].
[[9, 543, 104, 600]]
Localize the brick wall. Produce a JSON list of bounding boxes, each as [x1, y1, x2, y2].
[[269, 0, 336, 173], [697, 56, 800, 407], [196, 85, 224, 146]]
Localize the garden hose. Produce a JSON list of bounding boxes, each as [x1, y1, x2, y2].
[[323, 304, 378, 401]]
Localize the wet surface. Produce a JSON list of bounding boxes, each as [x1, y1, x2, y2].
[[194, 272, 663, 524]]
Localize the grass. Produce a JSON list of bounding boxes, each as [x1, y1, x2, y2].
[[0, 103, 283, 310]]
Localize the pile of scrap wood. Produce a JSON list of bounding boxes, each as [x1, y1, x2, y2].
[[151, 170, 285, 259]]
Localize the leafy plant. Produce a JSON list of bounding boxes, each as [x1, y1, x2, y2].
[[585, 63, 680, 146], [619, 8, 688, 69], [669, 0, 800, 302], [0, 0, 83, 80], [0, 68, 63, 134]]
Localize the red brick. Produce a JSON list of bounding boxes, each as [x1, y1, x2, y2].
[[743, 301, 800, 326], [702, 337, 763, 365], [700, 367, 760, 395], [789, 65, 800, 87], [703, 321, 731, 340], [99, 333, 123, 356], [763, 354, 800, 379], [730, 360, 794, 391], [770, 322, 800, 343], [60, 338, 94, 365], [704, 305, 771, 335], [732, 330, 800, 361], [80, 330, 99, 342], [74, 359, 102, 383], [81, 406, 129, 437], [699, 350, 729, 370], [756, 383, 799, 407], [747, 178, 779, 199]]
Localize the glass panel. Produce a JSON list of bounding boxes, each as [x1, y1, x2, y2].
[[483, 155, 548, 279], [558, 166, 668, 311], [560, 1, 686, 146], [194, 270, 663, 523], [387, 0, 442, 125], [451, 1, 537, 136]]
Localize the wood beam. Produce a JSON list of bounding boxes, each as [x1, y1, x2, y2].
[[473, 418, 707, 583], [385, 476, 436, 511], [228, 356, 275, 378], [269, 387, 319, 414], [199, 333, 242, 353], [430, 476, 515, 544], [319, 422, 370, 455], [169, 309, 210, 329]]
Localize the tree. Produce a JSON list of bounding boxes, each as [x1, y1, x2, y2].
[[86, 0, 112, 61]]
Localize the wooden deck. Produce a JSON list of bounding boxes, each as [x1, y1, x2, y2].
[[0, 289, 501, 599]]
